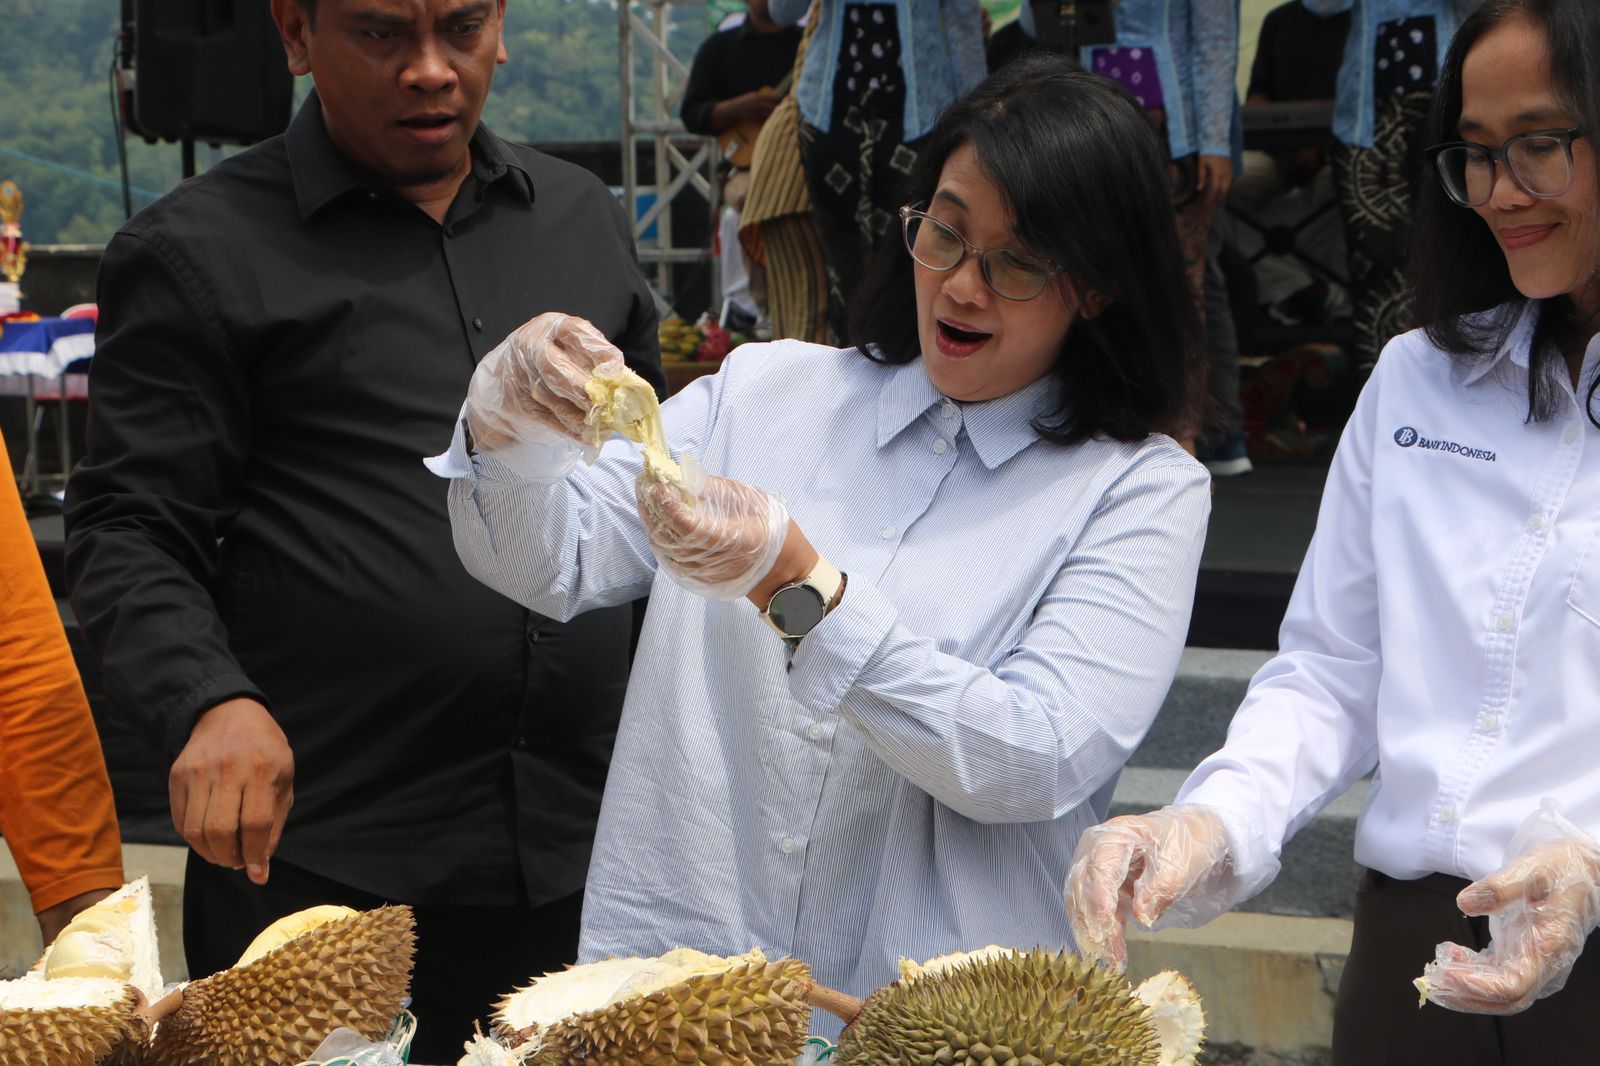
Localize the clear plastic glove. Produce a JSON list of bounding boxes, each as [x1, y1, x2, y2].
[[1418, 800, 1600, 1015], [636, 466, 789, 600], [464, 312, 623, 474], [1065, 804, 1234, 970]]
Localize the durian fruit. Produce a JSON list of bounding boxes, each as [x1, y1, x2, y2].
[[146, 903, 414, 1066], [0, 878, 167, 1066], [814, 946, 1206, 1066], [488, 946, 813, 1065], [1132, 970, 1206, 1066]]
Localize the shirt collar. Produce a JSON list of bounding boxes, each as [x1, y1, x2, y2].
[[875, 357, 1052, 469], [1461, 302, 1538, 386], [286, 91, 535, 220]]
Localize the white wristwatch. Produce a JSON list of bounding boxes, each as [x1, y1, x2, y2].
[[760, 557, 845, 644]]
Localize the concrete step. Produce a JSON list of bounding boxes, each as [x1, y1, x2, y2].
[[1128, 911, 1350, 1066]]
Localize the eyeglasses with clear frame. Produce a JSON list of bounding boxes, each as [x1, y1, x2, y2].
[[1427, 126, 1589, 207], [898, 204, 1058, 301]]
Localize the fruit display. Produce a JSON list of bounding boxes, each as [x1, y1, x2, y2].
[[807, 946, 1206, 1066], [0, 878, 165, 1066], [657, 313, 750, 363], [146, 904, 414, 1066], [461, 946, 813, 1066]]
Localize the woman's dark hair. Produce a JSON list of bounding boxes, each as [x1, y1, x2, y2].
[[1409, 0, 1600, 429], [846, 52, 1204, 445]]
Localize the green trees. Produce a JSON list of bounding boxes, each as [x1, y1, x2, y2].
[[1, 0, 704, 245]]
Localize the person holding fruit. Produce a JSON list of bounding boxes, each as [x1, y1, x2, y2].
[[431, 53, 1209, 1032]]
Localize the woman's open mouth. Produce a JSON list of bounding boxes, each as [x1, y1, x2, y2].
[[936, 317, 992, 358]]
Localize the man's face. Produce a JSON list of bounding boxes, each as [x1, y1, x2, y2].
[[273, 0, 508, 190]]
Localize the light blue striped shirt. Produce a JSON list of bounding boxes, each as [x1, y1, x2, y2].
[[435, 341, 1209, 1035]]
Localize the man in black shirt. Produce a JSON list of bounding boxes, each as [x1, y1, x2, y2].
[[64, 0, 661, 1058]]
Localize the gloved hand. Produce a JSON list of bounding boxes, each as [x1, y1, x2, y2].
[[1419, 800, 1600, 1015], [636, 468, 790, 600], [464, 311, 622, 458], [1065, 804, 1234, 969]]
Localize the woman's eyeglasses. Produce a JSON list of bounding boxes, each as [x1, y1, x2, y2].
[[1428, 126, 1588, 207], [898, 205, 1057, 301]]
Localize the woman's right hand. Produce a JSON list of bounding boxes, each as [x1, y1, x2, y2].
[[465, 312, 623, 453], [1065, 804, 1234, 969]]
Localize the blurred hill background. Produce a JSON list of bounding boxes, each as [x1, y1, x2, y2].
[[0, 0, 694, 244]]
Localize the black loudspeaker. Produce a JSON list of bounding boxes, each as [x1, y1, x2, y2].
[[1029, 0, 1118, 52], [120, 0, 294, 145]]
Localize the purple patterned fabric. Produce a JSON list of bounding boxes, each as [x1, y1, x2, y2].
[[1090, 45, 1164, 111]]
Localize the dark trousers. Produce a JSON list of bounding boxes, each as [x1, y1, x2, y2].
[[183, 852, 583, 1064], [1333, 869, 1600, 1065]]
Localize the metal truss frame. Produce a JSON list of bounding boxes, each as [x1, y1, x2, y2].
[[618, 0, 719, 319]]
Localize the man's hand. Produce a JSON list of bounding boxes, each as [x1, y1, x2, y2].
[[168, 697, 294, 885], [37, 888, 116, 946], [711, 88, 780, 132], [1195, 154, 1234, 209]]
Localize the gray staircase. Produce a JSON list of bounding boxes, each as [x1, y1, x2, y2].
[[1115, 648, 1367, 920]]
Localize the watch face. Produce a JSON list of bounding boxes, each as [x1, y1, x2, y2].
[[768, 584, 826, 636]]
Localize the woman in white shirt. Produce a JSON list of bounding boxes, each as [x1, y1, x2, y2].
[[1066, 1, 1600, 1061], [433, 54, 1209, 1028]]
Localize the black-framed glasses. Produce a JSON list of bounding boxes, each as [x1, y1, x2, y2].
[[898, 205, 1057, 301], [1428, 126, 1589, 207]]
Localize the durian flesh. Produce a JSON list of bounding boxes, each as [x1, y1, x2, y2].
[[584, 363, 687, 495], [233, 904, 359, 967], [0, 878, 164, 1066], [493, 946, 813, 1066], [837, 947, 1204, 1066]]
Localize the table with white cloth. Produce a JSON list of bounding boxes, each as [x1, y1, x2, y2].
[[0, 316, 96, 496]]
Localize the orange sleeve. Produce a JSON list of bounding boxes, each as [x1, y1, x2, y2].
[[0, 433, 125, 912]]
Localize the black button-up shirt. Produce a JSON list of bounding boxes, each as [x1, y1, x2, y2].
[[65, 96, 662, 907]]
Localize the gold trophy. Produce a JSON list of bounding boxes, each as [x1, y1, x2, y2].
[[1, 181, 29, 287]]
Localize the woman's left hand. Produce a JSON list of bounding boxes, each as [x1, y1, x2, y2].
[[1196, 154, 1233, 209], [636, 472, 791, 600], [1419, 802, 1600, 1015]]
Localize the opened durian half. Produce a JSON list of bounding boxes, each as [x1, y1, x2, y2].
[[146, 902, 415, 1066], [468, 945, 813, 1066], [812, 946, 1205, 1066], [0, 877, 167, 1066]]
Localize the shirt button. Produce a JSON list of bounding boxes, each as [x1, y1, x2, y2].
[[513, 735, 529, 751], [1477, 714, 1498, 734], [1566, 425, 1581, 444], [932, 438, 948, 455], [807, 723, 823, 741], [880, 525, 895, 540], [1437, 804, 1455, 824], [473, 317, 485, 332], [366, 190, 378, 202], [1527, 513, 1546, 532], [1495, 612, 1513, 631], [941, 402, 956, 419], [779, 837, 796, 854]]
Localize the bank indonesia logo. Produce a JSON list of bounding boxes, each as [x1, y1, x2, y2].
[[1394, 426, 1419, 447]]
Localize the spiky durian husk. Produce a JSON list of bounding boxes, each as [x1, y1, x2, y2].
[[0, 986, 147, 1066], [145, 904, 414, 1066], [836, 948, 1161, 1066], [521, 956, 813, 1066]]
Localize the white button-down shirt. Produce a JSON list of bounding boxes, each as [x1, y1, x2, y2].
[[1179, 307, 1600, 909], [433, 341, 1209, 1032]]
